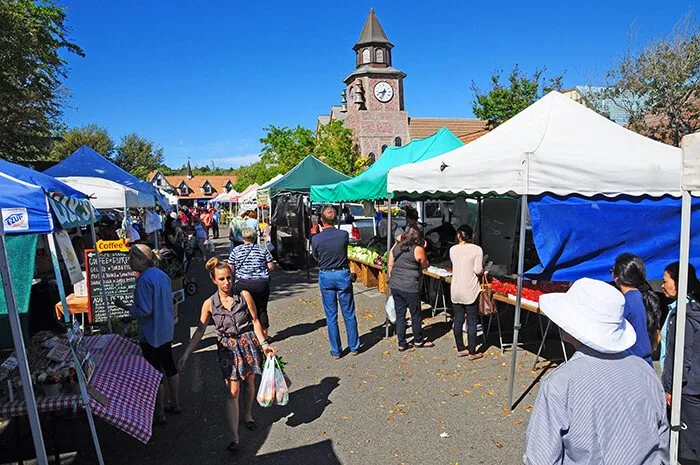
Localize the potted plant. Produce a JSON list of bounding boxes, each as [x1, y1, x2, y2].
[[37, 369, 63, 398]]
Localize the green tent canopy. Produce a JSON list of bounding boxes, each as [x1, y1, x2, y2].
[[261, 155, 350, 198], [309, 128, 463, 203]]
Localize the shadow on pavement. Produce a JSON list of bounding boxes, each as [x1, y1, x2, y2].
[[252, 439, 340, 465], [271, 318, 326, 344]]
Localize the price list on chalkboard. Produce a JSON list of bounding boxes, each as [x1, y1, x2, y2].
[[85, 250, 137, 323]]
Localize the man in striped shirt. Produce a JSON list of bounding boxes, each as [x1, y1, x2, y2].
[[524, 278, 669, 464]]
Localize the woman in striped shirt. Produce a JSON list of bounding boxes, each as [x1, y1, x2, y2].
[[228, 228, 274, 337]]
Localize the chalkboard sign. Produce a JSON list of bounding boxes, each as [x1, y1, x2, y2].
[[85, 249, 137, 323]]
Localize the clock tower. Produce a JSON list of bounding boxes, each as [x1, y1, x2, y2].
[[343, 9, 410, 161]]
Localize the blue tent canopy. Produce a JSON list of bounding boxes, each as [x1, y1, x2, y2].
[[526, 195, 700, 281], [44, 145, 158, 202], [0, 160, 92, 235]]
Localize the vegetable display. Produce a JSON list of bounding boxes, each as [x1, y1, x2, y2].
[[348, 246, 385, 266], [491, 277, 570, 302]]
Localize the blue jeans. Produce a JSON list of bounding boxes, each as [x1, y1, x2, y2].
[[319, 269, 360, 356]]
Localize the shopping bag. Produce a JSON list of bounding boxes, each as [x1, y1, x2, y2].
[[273, 357, 289, 406], [256, 356, 276, 407], [385, 295, 397, 324], [478, 275, 497, 316]]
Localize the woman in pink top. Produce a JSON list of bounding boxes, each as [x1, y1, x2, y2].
[[449, 225, 484, 359]]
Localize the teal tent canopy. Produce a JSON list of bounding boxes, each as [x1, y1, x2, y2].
[[310, 128, 463, 203], [261, 155, 350, 198]]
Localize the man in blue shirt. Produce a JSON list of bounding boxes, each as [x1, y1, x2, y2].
[[115, 244, 180, 423], [311, 207, 360, 358]]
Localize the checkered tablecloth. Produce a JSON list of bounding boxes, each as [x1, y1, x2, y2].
[[0, 334, 162, 444]]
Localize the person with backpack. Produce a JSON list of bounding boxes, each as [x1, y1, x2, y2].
[[611, 253, 662, 366]]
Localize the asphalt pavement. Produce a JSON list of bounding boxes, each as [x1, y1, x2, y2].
[[1, 231, 553, 465]]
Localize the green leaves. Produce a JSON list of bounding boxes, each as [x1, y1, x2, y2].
[[50, 124, 115, 161], [113, 133, 164, 180], [0, 0, 84, 163], [471, 65, 564, 128]]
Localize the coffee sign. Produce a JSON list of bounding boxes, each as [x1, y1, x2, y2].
[[96, 239, 130, 253], [85, 249, 137, 323]]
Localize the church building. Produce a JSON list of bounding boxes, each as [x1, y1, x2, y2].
[[318, 9, 488, 162]]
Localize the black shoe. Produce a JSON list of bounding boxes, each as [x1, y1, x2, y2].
[[227, 441, 238, 452]]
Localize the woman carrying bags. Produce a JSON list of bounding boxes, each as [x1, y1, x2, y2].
[[449, 225, 484, 360], [178, 258, 275, 452]]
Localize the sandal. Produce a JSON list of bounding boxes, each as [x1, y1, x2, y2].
[[165, 405, 182, 415], [227, 441, 238, 452], [414, 340, 435, 348], [398, 343, 414, 352], [245, 420, 257, 431]]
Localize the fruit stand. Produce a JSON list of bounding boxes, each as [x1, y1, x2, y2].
[[347, 246, 388, 293]]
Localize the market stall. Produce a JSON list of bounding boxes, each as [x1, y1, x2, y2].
[[0, 160, 101, 464], [310, 128, 462, 291], [387, 90, 685, 409], [261, 156, 349, 268], [0, 161, 164, 464], [670, 132, 700, 464]]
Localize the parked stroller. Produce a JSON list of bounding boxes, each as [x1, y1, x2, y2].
[[159, 244, 198, 296]]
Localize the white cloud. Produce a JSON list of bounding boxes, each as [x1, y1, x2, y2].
[[163, 139, 260, 168]]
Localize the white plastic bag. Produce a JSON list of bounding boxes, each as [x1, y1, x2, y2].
[[385, 296, 396, 324], [273, 357, 289, 406], [256, 356, 276, 407]]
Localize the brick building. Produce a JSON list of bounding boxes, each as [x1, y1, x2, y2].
[[318, 9, 488, 162]]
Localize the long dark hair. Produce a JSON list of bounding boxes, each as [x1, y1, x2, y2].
[[456, 224, 473, 243], [613, 253, 662, 335], [665, 261, 700, 302], [400, 224, 423, 252]]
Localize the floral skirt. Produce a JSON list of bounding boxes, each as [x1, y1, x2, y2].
[[217, 331, 263, 381]]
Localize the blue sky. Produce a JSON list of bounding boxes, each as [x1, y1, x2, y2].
[[60, 0, 694, 169]]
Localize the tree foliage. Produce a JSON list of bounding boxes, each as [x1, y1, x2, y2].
[[259, 125, 315, 173], [471, 65, 564, 128], [49, 123, 114, 160], [597, 14, 699, 146], [113, 133, 164, 179], [0, 0, 84, 163], [233, 160, 278, 191], [315, 120, 369, 176]]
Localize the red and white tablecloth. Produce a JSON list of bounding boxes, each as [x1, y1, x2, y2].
[[0, 334, 162, 444]]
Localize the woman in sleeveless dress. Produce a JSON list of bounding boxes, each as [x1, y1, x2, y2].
[[179, 257, 275, 452], [388, 224, 434, 351]]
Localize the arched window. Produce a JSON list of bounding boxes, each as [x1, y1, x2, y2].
[[362, 48, 370, 64], [394, 137, 402, 147], [376, 48, 384, 63], [368, 152, 376, 163], [381, 144, 388, 153]]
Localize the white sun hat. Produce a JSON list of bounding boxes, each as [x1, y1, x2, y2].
[[538, 278, 637, 354]]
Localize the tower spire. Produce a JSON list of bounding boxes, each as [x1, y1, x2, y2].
[[354, 8, 393, 50]]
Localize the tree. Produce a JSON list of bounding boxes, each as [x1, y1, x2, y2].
[[0, 0, 84, 164], [259, 125, 315, 173], [598, 14, 699, 146], [50, 124, 114, 160], [315, 120, 370, 176], [233, 160, 279, 191], [113, 133, 164, 179], [471, 65, 564, 128]]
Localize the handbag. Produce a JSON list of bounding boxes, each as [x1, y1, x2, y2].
[[478, 275, 497, 316]]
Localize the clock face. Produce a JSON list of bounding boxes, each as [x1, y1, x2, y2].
[[374, 81, 394, 103]]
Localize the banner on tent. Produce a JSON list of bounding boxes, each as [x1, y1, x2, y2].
[[48, 192, 93, 229], [85, 249, 136, 323], [54, 230, 85, 285], [257, 189, 270, 207], [1, 208, 29, 232]]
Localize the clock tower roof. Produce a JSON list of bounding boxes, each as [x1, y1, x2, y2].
[[353, 8, 393, 50]]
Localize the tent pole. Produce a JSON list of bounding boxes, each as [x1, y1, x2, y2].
[[477, 196, 483, 246], [0, 229, 49, 464], [89, 209, 113, 334], [387, 195, 392, 253], [670, 189, 692, 464], [507, 194, 528, 410], [48, 234, 105, 465]]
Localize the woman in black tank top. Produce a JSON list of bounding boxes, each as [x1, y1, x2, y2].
[[179, 258, 276, 451], [388, 224, 434, 351]]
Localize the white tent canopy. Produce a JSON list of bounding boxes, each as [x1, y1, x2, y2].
[[388, 91, 681, 198], [682, 133, 700, 191], [57, 176, 155, 209]]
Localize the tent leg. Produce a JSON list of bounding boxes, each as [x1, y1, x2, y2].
[[670, 189, 692, 464], [47, 235, 105, 465], [0, 229, 49, 464], [89, 211, 113, 333], [507, 194, 528, 410]]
